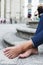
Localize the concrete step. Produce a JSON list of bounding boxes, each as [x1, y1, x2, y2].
[[3, 26, 36, 45], [17, 26, 36, 34], [3, 32, 28, 46], [26, 21, 38, 29], [16, 26, 36, 39]]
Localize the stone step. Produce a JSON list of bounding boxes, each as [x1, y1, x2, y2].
[[16, 26, 36, 39], [29, 21, 38, 24], [16, 26, 36, 34], [26, 21, 38, 29], [3, 26, 36, 45], [3, 32, 28, 46]]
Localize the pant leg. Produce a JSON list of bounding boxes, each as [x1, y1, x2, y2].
[[35, 15, 43, 35], [32, 31, 43, 48]]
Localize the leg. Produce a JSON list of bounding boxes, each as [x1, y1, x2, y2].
[[32, 30, 43, 48], [3, 40, 38, 59], [19, 30, 43, 58], [35, 15, 43, 35], [4, 31, 43, 58], [4, 23, 43, 58], [19, 16, 43, 58], [20, 30, 43, 58], [3, 16, 43, 59]]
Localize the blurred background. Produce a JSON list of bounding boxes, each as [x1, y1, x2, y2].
[[0, 0, 43, 24]]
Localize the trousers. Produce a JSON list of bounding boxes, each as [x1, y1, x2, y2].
[[32, 15, 43, 47]]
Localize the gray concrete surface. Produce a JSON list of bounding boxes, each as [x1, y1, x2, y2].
[[27, 21, 38, 29], [0, 24, 43, 65], [16, 26, 36, 39], [3, 26, 36, 45]]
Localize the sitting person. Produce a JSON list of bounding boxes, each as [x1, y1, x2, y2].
[[3, 5, 43, 59]]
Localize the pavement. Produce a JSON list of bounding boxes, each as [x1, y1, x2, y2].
[[0, 24, 43, 65]]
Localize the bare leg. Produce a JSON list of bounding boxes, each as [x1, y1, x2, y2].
[[3, 40, 38, 59]]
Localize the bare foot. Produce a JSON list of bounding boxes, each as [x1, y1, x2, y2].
[[19, 48, 38, 58], [3, 45, 23, 59], [3, 40, 35, 59]]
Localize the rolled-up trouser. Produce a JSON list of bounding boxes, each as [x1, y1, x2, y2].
[[32, 31, 43, 47], [35, 15, 43, 35], [31, 15, 43, 48]]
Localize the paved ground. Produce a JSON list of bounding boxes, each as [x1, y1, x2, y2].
[[0, 24, 43, 65]]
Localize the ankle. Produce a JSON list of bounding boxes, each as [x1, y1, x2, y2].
[[21, 40, 33, 52], [17, 45, 23, 53], [32, 48, 38, 54]]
